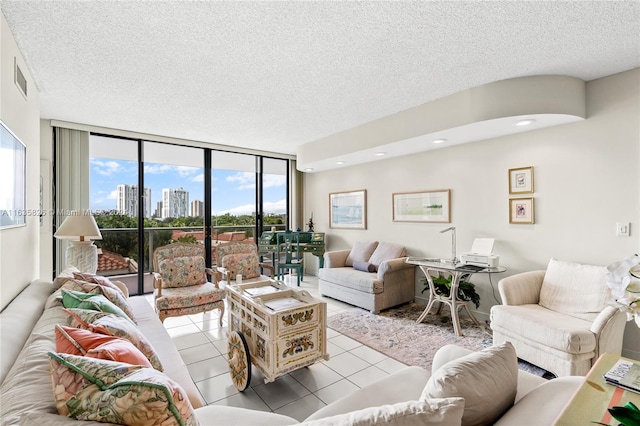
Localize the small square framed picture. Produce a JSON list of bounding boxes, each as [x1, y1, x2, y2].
[[509, 198, 535, 224], [508, 166, 534, 194]]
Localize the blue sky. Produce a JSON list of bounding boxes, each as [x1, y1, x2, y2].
[[90, 158, 286, 216]]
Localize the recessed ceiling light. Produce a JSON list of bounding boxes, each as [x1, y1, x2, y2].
[[336, 161, 345, 165], [375, 152, 386, 156], [432, 139, 447, 144], [304, 168, 314, 172], [514, 119, 535, 126]]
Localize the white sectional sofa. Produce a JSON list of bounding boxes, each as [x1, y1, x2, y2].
[[1, 276, 583, 425], [318, 241, 415, 313]]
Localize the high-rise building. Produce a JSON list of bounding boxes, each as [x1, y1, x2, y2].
[[162, 187, 189, 218], [154, 201, 163, 219], [116, 185, 152, 218], [191, 200, 204, 217]]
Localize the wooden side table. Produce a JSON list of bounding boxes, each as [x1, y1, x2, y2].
[[554, 353, 640, 425]]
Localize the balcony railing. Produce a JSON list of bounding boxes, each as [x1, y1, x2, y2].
[[96, 224, 286, 295]]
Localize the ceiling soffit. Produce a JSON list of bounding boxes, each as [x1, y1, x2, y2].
[[297, 75, 586, 172]]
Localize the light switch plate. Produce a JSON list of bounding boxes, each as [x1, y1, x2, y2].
[[616, 222, 630, 237]]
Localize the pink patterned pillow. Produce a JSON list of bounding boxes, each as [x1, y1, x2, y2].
[[222, 252, 260, 279], [64, 308, 163, 371], [158, 256, 207, 288]]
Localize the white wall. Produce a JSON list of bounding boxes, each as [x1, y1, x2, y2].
[[0, 13, 40, 310], [303, 68, 640, 359]]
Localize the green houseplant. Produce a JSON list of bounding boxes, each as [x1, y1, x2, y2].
[[421, 275, 481, 308]]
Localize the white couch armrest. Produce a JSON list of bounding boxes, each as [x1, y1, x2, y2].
[[498, 270, 546, 305], [377, 257, 412, 279], [304, 366, 430, 421], [590, 306, 627, 358], [323, 250, 350, 268]]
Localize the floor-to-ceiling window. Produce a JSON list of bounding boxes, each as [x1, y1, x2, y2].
[[72, 131, 291, 295], [211, 151, 257, 243], [142, 141, 205, 294], [89, 135, 140, 294]]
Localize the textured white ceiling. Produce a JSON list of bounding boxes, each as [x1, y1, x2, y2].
[[1, 1, 639, 156]]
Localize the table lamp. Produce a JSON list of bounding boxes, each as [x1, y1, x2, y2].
[[54, 212, 102, 273]]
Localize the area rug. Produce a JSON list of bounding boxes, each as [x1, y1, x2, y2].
[[327, 303, 554, 378]]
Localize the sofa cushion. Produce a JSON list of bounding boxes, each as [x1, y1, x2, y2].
[[301, 397, 465, 426], [421, 342, 518, 426], [194, 406, 298, 425], [368, 242, 406, 268], [317, 267, 383, 294], [0, 305, 69, 425], [353, 260, 377, 273], [55, 324, 152, 367], [538, 258, 609, 321], [65, 308, 163, 371], [345, 241, 379, 267], [307, 366, 431, 421], [48, 352, 198, 425], [489, 304, 596, 354], [155, 282, 225, 311]]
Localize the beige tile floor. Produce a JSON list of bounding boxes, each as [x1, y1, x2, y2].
[[146, 275, 407, 422]]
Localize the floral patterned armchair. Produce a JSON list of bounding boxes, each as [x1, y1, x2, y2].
[[214, 241, 274, 286], [152, 242, 225, 324]]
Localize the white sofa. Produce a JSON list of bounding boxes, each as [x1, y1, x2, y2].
[[194, 343, 584, 425], [1, 276, 583, 426], [318, 241, 415, 313]]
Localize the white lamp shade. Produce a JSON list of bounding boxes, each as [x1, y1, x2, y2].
[[54, 213, 102, 240]]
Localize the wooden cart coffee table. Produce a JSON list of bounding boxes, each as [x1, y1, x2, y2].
[[226, 280, 329, 391]]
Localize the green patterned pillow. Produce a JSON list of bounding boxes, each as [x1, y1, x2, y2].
[[64, 308, 163, 371], [72, 279, 137, 323], [62, 289, 134, 323], [48, 352, 198, 426]]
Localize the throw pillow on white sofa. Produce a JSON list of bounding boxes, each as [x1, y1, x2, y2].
[[421, 342, 518, 426]]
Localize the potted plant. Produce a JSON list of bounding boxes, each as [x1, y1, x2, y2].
[[420, 275, 481, 308]]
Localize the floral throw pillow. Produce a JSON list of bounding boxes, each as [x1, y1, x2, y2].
[[158, 256, 207, 288], [48, 352, 198, 426], [64, 308, 163, 371], [68, 279, 137, 323], [62, 289, 134, 324]]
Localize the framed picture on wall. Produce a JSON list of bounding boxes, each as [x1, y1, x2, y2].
[[329, 189, 366, 229], [509, 197, 535, 224], [508, 166, 534, 194], [0, 120, 26, 230], [392, 190, 451, 223]]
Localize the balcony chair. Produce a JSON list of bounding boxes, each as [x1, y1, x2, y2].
[[490, 258, 627, 377], [152, 242, 225, 324], [276, 230, 304, 286], [214, 240, 274, 287]]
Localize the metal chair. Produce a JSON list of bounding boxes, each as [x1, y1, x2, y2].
[[152, 242, 225, 324], [276, 230, 304, 286]]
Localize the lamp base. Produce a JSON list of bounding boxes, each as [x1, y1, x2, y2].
[[66, 241, 98, 274]]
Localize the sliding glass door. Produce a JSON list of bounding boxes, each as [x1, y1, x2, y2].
[[82, 133, 292, 295], [142, 141, 205, 294]]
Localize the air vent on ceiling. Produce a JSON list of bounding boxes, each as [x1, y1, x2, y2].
[[14, 58, 27, 99]]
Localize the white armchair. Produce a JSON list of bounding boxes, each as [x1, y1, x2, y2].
[[490, 259, 627, 377]]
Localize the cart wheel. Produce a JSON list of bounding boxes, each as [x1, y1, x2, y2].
[[228, 331, 251, 391]]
